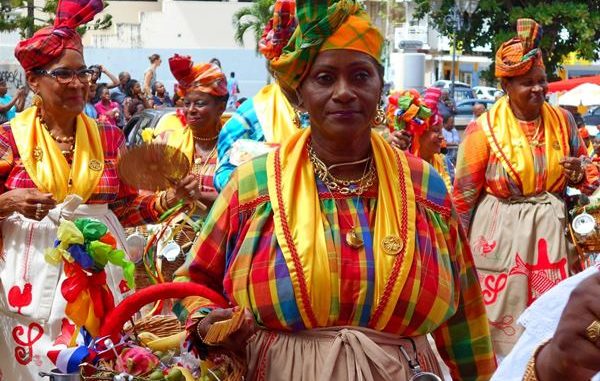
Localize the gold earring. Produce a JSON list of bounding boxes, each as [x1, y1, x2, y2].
[[294, 110, 306, 128], [32, 93, 43, 108], [372, 106, 386, 127]]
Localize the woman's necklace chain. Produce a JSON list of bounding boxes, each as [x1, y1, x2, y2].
[[307, 143, 376, 196], [193, 144, 217, 182], [40, 119, 75, 156], [193, 135, 219, 142]]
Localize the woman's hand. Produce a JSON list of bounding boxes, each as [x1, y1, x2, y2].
[[390, 130, 412, 151], [161, 175, 201, 209], [196, 307, 257, 355], [535, 271, 600, 381], [0, 189, 56, 220], [560, 157, 584, 183]]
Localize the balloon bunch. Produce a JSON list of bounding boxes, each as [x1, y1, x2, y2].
[[386, 89, 432, 135], [45, 218, 135, 337]]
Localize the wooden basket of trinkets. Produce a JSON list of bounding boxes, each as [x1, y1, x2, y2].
[[568, 200, 600, 269]]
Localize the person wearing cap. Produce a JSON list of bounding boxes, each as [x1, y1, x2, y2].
[[387, 87, 454, 191], [152, 54, 230, 214], [213, 0, 300, 192], [175, 1, 495, 379], [452, 19, 597, 359], [0, 1, 198, 378]]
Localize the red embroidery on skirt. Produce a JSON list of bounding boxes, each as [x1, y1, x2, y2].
[[481, 273, 508, 305], [473, 236, 497, 257], [12, 322, 43, 365], [7, 283, 32, 314], [509, 238, 567, 305], [489, 315, 516, 336]]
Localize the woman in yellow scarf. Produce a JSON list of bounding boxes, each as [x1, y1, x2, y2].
[[175, 0, 496, 379], [0, 1, 197, 379], [453, 18, 597, 359]]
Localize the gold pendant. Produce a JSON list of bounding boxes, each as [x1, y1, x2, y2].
[[552, 141, 561, 150], [33, 147, 43, 162], [345, 229, 364, 249], [89, 159, 103, 171], [382, 235, 404, 255]]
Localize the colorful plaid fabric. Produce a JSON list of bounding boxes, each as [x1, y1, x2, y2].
[[14, 0, 103, 72], [175, 152, 496, 380], [270, 0, 383, 90], [258, 0, 298, 61], [453, 109, 592, 230], [495, 18, 545, 78], [214, 98, 263, 191], [169, 54, 228, 97], [0, 122, 158, 227]]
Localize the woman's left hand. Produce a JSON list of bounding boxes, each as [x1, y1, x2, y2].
[[164, 174, 200, 207], [560, 157, 584, 183]]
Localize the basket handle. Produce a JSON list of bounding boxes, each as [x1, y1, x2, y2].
[[99, 282, 228, 338]]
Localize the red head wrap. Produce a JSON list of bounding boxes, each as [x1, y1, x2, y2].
[[168, 54, 228, 98], [14, 0, 103, 72], [258, 0, 297, 61], [423, 87, 442, 128]]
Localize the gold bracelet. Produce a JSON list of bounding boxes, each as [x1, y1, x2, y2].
[[154, 191, 167, 214], [523, 339, 552, 381]]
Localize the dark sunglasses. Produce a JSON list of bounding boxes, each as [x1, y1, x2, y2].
[[34, 68, 94, 85]]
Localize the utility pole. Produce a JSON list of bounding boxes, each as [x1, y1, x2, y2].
[[26, 0, 34, 38]]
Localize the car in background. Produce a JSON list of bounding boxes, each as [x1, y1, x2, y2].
[[453, 99, 496, 129], [473, 86, 504, 100], [431, 80, 476, 102], [584, 106, 600, 129], [124, 108, 232, 147]]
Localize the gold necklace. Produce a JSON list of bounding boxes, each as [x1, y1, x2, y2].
[[192, 145, 217, 185], [193, 135, 219, 142], [308, 143, 375, 249], [41, 120, 75, 144]]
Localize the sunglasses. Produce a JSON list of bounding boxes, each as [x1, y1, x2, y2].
[[34, 68, 94, 85], [399, 338, 443, 381]]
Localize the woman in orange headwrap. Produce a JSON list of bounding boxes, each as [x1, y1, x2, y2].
[[0, 1, 197, 378], [175, 1, 496, 379], [453, 18, 597, 358]]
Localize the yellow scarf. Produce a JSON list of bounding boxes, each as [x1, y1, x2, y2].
[[482, 97, 569, 195], [266, 128, 416, 329], [432, 154, 452, 191], [152, 113, 194, 164], [11, 107, 104, 203], [253, 83, 298, 143]]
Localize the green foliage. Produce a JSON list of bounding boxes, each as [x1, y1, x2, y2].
[[232, 0, 275, 52], [413, 0, 600, 81], [0, 0, 112, 38]]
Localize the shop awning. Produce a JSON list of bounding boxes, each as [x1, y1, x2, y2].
[[547, 75, 600, 93]]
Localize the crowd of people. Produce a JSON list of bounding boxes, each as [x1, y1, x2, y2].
[[0, 0, 599, 380]]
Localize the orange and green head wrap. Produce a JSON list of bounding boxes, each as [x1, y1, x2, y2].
[[495, 18, 545, 78], [270, 0, 384, 90]]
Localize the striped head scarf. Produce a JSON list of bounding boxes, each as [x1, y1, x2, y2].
[[258, 0, 297, 61], [168, 54, 228, 97], [495, 18, 545, 78], [14, 0, 103, 72], [270, 0, 384, 90]]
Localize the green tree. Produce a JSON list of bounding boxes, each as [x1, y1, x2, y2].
[[232, 0, 275, 52], [413, 0, 600, 81], [0, 0, 112, 38]]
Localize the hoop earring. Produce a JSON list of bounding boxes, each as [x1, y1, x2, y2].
[[32, 93, 43, 108], [372, 106, 386, 127], [294, 110, 307, 128]]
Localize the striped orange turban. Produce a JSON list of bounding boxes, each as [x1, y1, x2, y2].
[[495, 18, 545, 78], [168, 54, 228, 97], [14, 0, 103, 72], [270, 0, 384, 90]]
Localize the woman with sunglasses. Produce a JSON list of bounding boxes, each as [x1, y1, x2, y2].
[[175, 1, 496, 379], [0, 1, 198, 379]]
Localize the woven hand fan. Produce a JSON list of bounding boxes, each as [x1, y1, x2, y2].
[[118, 144, 190, 191], [203, 308, 245, 346]]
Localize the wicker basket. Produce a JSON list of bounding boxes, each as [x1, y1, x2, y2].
[[123, 314, 183, 338], [568, 206, 600, 269]]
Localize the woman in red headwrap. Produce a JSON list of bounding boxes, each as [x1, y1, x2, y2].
[[452, 19, 598, 359], [387, 87, 454, 191], [0, 1, 198, 378]]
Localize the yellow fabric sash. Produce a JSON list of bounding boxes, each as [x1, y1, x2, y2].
[[11, 107, 104, 203], [152, 113, 194, 164], [481, 97, 568, 195], [266, 128, 416, 329], [432, 154, 452, 191], [253, 83, 298, 143]]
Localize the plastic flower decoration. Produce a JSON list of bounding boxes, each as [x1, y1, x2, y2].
[[386, 89, 432, 135]]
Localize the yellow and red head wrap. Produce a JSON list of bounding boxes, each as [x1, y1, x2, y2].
[[270, 0, 384, 90], [495, 18, 545, 78], [14, 0, 103, 72], [258, 0, 297, 61], [168, 54, 228, 97]]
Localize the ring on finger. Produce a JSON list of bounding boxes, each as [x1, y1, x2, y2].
[[585, 320, 600, 343], [189, 189, 196, 198]]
